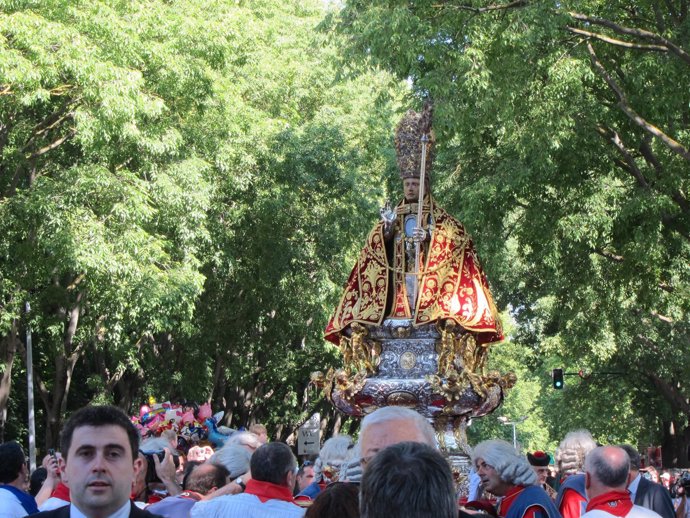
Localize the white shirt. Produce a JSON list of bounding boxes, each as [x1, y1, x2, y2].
[[0, 487, 28, 518], [191, 493, 305, 518], [39, 496, 70, 511], [582, 504, 661, 518], [468, 467, 482, 501], [69, 500, 132, 518]]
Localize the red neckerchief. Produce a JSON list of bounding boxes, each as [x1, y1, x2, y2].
[[245, 479, 298, 505], [50, 482, 71, 502], [585, 491, 633, 517], [147, 493, 163, 504]]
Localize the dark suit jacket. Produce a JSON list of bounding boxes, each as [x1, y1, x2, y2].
[[28, 501, 163, 518], [635, 475, 676, 518]]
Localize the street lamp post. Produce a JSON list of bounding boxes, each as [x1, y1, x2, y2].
[[498, 415, 527, 450], [26, 302, 36, 471]]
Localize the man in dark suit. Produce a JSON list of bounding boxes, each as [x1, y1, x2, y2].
[[29, 405, 162, 518], [619, 445, 675, 518]]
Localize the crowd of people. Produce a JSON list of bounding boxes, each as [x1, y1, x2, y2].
[[0, 405, 688, 518]]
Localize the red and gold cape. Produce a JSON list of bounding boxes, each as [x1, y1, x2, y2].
[[324, 197, 503, 345]]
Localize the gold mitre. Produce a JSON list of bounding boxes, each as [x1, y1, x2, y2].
[[394, 102, 436, 180]]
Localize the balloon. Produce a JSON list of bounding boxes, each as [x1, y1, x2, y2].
[[180, 409, 196, 424], [197, 402, 213, 420], [140, 407, 165, 425], [165, 408, 182, 423], [146, 413, 164, 431]]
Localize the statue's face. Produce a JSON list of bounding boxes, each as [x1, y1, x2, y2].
[[403, 178, 420, 201]]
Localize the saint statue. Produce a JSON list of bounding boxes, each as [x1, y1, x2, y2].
[[325, 104, 503, 347]]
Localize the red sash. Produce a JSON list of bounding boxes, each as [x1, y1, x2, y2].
[[585, 491, 633, 517], [245, 479, 298, 505]]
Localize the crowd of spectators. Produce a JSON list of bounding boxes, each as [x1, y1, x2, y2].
[[1, 405, 687, 518]]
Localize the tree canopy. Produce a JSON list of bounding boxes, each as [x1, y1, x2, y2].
[[332, 0, 690, 462], [0, 0, 403, 445], [1, 0, 688, 463]]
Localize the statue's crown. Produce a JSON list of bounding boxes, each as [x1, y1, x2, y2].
[[395, 102, 435, 180]]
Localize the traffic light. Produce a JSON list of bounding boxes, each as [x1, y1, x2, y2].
[[552, 368, 564, 389]]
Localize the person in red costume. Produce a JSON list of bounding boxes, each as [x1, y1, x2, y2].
[[555, 430, 598, 518], [473, 440, 561, 518], [581, 446, 661, 518], [324, 104, 503, 348]]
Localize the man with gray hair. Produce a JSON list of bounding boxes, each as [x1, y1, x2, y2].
[[207, 443, 252, 495], [360, 441, 457, 518], [359, 406, 436, 469], [556, 429, 598, 518], [581, 446, 660, 518], [146, 462, 230, 518], [225, 431, 262, 453], [190, 442, 304, 517], [619, 445, 674, 518], [473, 439, 560, 518]]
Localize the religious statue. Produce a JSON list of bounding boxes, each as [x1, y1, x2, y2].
[[324, 104, 503, 350], [317, 105, 515, 496]]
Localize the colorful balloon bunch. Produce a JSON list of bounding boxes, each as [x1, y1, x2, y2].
[[130, 398, 216, 452]]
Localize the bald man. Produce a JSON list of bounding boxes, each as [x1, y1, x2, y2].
[[582, 446, 660, 518]]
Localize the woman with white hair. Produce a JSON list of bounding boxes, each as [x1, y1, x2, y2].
[[555, 429, 598, 518], [472, 439, 560, 518]]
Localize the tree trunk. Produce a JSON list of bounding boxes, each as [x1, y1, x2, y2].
[[0, 319, 19, 442], [32, 295, 84, 448], [211, 353, 226, 412], [114, 367, 144, 412], [647, 373, 690, 468], [661, 419, 690, 468]]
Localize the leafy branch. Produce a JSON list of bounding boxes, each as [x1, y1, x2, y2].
[[565, 26, 668, 52], [586, 42, 690, 163], [568, 11, 690, 66], [431, 0, 529, 12], [595, 125, 650, 189]]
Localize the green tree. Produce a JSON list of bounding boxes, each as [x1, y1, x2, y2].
[[333, 0, 690, 463], [468, 316, 553, 453], [0, 0, 403, 447], [178, 2, 405, 436], [0, 0, 215, 444]]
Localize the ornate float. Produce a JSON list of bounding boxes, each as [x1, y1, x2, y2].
[[314, 104, 515, 493]]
